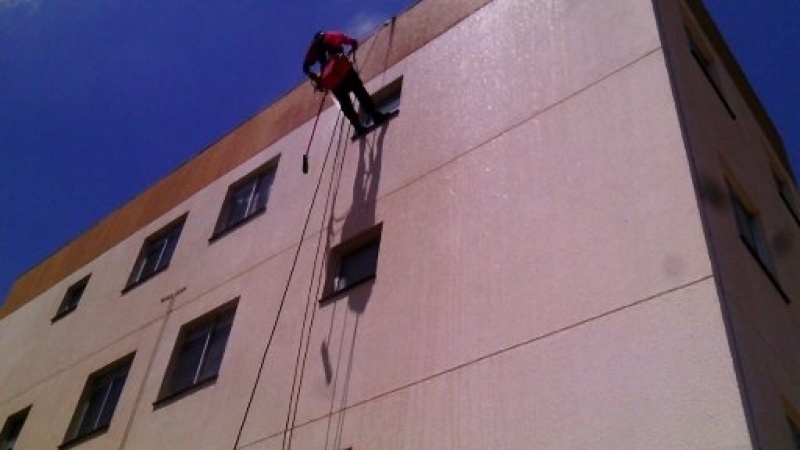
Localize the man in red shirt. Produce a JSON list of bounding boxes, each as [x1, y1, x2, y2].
[[303, 31, 388, 135]]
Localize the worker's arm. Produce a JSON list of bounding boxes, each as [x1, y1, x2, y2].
[[324, 31, 358, 55], [302, 47, 318, 79]]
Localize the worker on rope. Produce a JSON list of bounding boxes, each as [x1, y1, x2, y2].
[[302, 31, 389, 136]]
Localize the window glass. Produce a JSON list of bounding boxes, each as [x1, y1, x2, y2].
[[53, 275, 90, 321], [228, 178, 259, 225], [685, 25, 735, 118], [335, 239, 380, 292], [0, 407, 31, 450], [360, 77, 402, 125], [731, 192, 771, 269], [775, 173, 800, 225], [64, 355, 133, 445], [127, 217, 185, 288], [160, 302, 237, 401], [215, 165, 276, 236]]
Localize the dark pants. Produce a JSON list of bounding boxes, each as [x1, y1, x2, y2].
[[332, 69, 381, 130]]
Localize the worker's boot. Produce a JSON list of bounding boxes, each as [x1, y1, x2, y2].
[[372, 112, 390, 125], [352, 123, 368, 137]]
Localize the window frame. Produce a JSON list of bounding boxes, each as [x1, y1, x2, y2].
[[52, 275, 91, 323], [211, 159, 279, 241], [787, 400, 800, 450], [124, 215, 187, 292], [729, 189, 772, 270], [0, 406, 31, 450], [774, 172, 800, 227], [727, 181, 790, 303], [61, 354, 134, 449], [322, 224, 383, 302], [359, 77, 402, 126], [790, 416, 800, 450], [683, 21, 736, 119], [155, 300, 238, 407]]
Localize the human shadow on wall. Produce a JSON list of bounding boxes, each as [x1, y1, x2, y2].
[[320, 122, 390, 450]]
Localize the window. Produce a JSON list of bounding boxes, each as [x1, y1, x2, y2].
[[125, 216, 186, 289], [685, 27, 735, 118], [0, 407, 30, 450], [728, 183, 791, 302], [775, 173, 800, 226], [62, 354, 133, 447], [360, 77, 402, 126], [790, 415, 800, 450], [212, 161, 277, 239], [157, 300, 237, 403], [52, 275, 90, 322], [730, 188, 772, 270], [328, 224, 382, 296]]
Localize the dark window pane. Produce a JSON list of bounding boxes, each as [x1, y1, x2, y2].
[[142, 241, 166, 275], [252, 171, 274, 213], [160, 303, 237, 401], [63, 283, 85, 312], [228, 179, 258, 226], [65, 355, 132, 443], [157, 229, 181, 272], [216, 167, 276, 235], [55, 276, 90, 319], [169, 327, 210, 394], [731, 193, 771, 268], [336, 240, 380, 291], [128, 219, 184, 287], [96, 374, 126, 430], [377, 89, 402, 115], [198, 318, 233, 381], [77, 384, 107, 436], [0, 407, 30, 450]]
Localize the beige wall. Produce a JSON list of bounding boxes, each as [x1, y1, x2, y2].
[[0, 0, 495, 319], [655, 0, 800, 448], [3, 0, 794, 448]]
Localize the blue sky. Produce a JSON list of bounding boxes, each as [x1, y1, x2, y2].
[[0, 0, 798, 304]]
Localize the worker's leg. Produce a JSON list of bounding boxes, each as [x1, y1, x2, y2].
[[345, 70, 388, 124], [332, 87, 364, 132]]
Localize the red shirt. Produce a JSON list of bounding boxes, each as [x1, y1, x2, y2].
[[303, 31, 356, 89]]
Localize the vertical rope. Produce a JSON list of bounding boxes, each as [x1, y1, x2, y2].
[[231, 110, 344, 450], [282, 114, 348, 450]]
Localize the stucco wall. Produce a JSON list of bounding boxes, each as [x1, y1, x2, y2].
[[0, 0, 764, 449], [655, 0, 800, 448]]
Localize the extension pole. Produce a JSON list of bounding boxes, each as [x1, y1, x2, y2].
[[302, 93, 327, 174]]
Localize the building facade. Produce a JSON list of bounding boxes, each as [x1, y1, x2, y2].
[[1, 0, 799, 448]]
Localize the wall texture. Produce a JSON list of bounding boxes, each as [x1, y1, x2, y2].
[[1, 1, 797, 449]]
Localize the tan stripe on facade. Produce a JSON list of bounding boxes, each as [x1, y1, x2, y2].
[[0, 0, 495, 320]]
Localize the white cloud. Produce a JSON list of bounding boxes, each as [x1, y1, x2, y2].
[[346, 12, 387, 39], [0, 0, 42, 12]]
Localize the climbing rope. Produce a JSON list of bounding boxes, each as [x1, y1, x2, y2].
[[232, 19, 398, 449], [282, 113, 351, 450], [231, 110, 344, 450]]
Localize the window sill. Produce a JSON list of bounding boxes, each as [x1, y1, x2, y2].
[[319, 275, 375, 306], [740, 238, 791, 304], [59, 425, 109, 449], [51, 307, 77, 323], [780, 195, 800, 228], [121, 265, 170, 295], [153, 375, 218, 410], [208, 207, 266, 244]]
